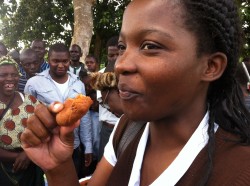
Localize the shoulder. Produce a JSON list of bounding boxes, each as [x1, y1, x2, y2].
[[68, 71, 79, 79], [27, 71, 48, 82], [210, 128, 250, 184], [19, 93, 40, 108]]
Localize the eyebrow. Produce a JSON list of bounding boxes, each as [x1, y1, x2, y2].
[[119, 29, 174, 40]]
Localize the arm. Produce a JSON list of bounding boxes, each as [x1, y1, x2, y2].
[[79, 81, 93, 155], [88, 157, 114, 186], [24, 79, 37, 97], [45, 159, 80, 186], [21, 103, 80, 185], [79, 108, 93, 167], [79, 112, 93, 154], [0, 148, 18, 162]]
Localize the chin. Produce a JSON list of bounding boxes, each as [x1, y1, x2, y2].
[[124, 109, 147, 122], [56, 72, 67, 76]]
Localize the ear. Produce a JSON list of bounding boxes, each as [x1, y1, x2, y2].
[[201, 52, 227, 82]]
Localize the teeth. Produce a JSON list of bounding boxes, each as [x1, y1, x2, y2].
[[5, 84, 14, 88]]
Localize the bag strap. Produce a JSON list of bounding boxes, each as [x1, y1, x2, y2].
[[0, 92, 16, 121]]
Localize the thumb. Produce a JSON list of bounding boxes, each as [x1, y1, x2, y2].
[[48, 102, 64, 114], [59, 120, 80, 146]]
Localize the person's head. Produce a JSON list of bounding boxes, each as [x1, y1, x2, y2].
[[8, 49, 20, 65], [48, 43, 70, 78], [85, 54, 99, 72], [69, 44, 82, 64], [0, 42, 8, 58], [90, 72, 123, 117], [31, 39, 46, 63], [0, 56, 21, 97], [115, 0, 242, 122], [20, 48, 40, 77], [106, 36, 119, 65]]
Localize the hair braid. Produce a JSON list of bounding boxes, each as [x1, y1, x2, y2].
[[182, 0, 249, 184]]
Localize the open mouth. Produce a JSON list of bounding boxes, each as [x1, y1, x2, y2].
[[4, 84, 15, 90]]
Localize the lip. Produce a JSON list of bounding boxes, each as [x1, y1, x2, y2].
[[57, 69, 66, 73], [4, 83, 15, 90], [118, 83, 140, 100]]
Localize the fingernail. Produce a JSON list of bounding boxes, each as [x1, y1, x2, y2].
[[54, 103, 63, 111]]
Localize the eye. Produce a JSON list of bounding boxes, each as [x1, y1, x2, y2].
[[141, 43, 161, 50], [118, 42, 126, 55]]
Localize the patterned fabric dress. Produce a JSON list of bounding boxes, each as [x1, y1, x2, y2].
[[0, 93, 44, 186]]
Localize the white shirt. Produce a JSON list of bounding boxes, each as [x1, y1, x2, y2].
[[52, 77, 70, 97], [97, 67, 119, 125], [104, 112, 218, 186]]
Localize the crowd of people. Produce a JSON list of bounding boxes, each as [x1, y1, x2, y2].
[[1, 0, 250, 185], [0, 36, 118, 185]]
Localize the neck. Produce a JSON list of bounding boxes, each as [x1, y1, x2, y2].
[[40, 58, 44, 64], [49, 71, 69, 84], [70, 61, 80, 67], [0, 92, 16, 104], [149, 104, 207, 151]]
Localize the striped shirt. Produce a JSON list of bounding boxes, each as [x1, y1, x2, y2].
[[18, 60, 50, 93]]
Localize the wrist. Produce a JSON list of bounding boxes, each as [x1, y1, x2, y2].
[[45, 159, 79, 186]]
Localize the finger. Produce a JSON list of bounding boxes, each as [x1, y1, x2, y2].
[[13, 160, 22, 173], [21, 128, 45, 148], [34, 104, 57, 130], [59, 120, 80, 146], [27, 115, 51, 142], [48, 102, 64, 114], [12, 162, 18, 172]]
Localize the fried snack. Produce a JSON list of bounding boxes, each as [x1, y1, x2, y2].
[[56, 94, 93, 126]]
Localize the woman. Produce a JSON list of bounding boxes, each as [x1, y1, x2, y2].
[[0, 56, 44, 186], [90, 71, 123, 118], [21, 0, 250, 185]]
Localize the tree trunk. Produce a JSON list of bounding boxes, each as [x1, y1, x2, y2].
[[71, 0, 96, 62]]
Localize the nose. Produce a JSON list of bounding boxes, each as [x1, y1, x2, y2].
[[30, 64, 35, 70], [115, 51, 137, 75], [5, 74, 16, 80]]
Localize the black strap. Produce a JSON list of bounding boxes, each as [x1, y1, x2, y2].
[[0, 93, 16, 121]]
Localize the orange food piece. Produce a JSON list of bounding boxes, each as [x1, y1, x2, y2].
[[56, 94, 93, 126]]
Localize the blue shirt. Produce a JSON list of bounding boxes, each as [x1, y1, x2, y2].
[[19, 60, 50, 93], [24, 69, 92, 153]]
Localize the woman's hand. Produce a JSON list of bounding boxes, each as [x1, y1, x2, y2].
[[12, 151, 31, 172], [21, 102, 80, 171]]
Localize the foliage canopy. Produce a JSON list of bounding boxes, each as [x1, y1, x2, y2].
[[0, 0, 249, 59]]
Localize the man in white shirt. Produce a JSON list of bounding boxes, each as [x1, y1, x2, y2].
[[97, 36, 120, 161], [24, 43, 92, 178]]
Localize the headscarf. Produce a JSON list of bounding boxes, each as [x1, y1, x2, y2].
[[0, 55, 22, 76]]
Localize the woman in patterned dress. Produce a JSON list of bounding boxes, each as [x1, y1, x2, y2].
[[0, 56, 44, 186]]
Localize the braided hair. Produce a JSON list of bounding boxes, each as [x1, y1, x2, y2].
[[180, 0, 250, 184]]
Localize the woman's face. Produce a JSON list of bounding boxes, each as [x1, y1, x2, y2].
[[0, 65, 19, 97], [115, 0, 210, 121], [101, 89, 123, 117]]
